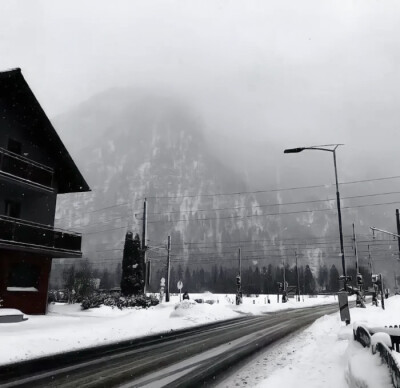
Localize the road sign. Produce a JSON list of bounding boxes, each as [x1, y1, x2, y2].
[[177, 280, 183, 290], [160, 277, 165, 287]]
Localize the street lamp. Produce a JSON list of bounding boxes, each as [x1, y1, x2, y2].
[[284, 144, 348, 290]]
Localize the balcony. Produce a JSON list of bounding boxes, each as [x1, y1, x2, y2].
[[0, 215, 82, 258], [0, 148, 54, 192]]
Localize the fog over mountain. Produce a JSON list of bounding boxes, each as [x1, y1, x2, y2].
[[52, 88, 400, 288]]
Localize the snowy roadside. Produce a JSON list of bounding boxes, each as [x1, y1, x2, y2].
[[219, 296, 400, 388], [0, 293, 338, 366]]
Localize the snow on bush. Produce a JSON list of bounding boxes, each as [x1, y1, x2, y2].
[[81, 293, 159, 310], [170, 300, 197, 317], [345, 344, 393, 388], [174, 300, 197, 310]]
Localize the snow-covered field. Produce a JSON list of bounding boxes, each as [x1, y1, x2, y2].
[[220, 295, 400, 388], [0, 293, 336, 365]]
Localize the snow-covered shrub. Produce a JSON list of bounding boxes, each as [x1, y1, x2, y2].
[[174, 300, 196, 310], [81, 293, 107, 310], [170, 300, 197, 317], [81, 293, 159, 310], [47, 291, 57, 304]]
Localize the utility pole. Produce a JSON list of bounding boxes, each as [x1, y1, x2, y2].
[[295, 250, 300, 302], [368, 245, 373, 276], [165, 235, 171, 302], [396, 209, 400, 260], [282, 259, 287, 303], [142, 199, 148, 294], [236, 248, 242, 305], [332, 149, 347, 291], [283, 260, 286, 289], [353, 223, 359, 276], [353, 223, 364, 307], [239, 248, 242, 280]]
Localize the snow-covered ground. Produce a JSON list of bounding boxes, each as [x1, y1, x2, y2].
[[0, 293, 336, 365], [219, 295, 400, 388], [3, 292, 396, 387]]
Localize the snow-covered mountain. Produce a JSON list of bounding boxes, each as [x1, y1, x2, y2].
[[53, 89, 399, 284], [54, 90, 281, 267]]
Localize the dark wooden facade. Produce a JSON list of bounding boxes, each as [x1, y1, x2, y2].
[[0, 68, 90, 314]]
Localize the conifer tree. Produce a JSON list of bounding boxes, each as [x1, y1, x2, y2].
[[120, 232, 144, 295], [318, 264, 329, 291], [329, 265, 340, 292], [304, 265, 316, 294], [184, 267, 192, 291]]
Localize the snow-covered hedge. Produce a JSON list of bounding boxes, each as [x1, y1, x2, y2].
[[81, 293, 159, 310]]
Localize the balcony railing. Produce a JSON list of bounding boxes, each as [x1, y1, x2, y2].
[[0, 148, 54, 190], [0, 215, 82, 255]]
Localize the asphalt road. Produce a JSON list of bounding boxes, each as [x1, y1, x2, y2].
[[1, 303, 342, 388]]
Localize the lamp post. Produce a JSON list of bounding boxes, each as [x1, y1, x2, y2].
[[284, 144, 348, 290]]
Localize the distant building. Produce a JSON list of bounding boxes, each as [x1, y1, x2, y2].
[[0, 68, 90, 314]]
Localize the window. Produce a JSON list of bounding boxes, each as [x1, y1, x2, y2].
[[7, 262, 40, 291], [7, 138, 22, 155], [5, 200, 21, 218]]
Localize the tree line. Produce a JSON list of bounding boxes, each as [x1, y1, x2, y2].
[[59, 231, 375, 296], [149, 261, 369, 295]]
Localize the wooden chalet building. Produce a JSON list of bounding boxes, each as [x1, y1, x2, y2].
[[0, 68, 90, 314]]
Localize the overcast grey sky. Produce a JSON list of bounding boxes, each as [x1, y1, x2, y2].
[[1, 0, 400, 183]]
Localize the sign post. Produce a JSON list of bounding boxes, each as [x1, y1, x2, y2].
[[177, 280, 183, 301], [338, 291, 351, 325]]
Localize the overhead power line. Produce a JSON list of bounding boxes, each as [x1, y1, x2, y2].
[[145, 200, 400, 224], [79, 199, 400, 235], [55, 174, 400, 228], [61, 190, 400, 230], [145, 191, 400, 216]]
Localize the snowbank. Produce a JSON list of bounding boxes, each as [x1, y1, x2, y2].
[[0, 308, 24, 316], [345, 341, 392, 388], [220, 296, 400, 388]]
